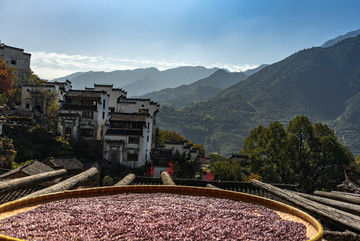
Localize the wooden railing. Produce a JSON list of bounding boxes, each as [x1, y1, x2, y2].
[[132, 176, 297, 201]]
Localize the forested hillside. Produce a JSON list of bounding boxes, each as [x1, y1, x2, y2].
[[141, 69, 247, 109], [157, 35, 360, 155]]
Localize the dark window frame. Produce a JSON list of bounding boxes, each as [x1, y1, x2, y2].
[[129, 136, 140, 144]]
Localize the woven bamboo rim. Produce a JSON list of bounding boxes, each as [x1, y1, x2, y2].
[[0, 185, 323, 241]]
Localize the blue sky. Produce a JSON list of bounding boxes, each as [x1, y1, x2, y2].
[[1, 0, 360, 79]]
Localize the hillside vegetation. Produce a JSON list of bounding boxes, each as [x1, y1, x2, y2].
[[141, 69, 248, 109], [158, 35, 360, 156]]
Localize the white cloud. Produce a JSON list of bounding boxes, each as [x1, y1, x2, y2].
[[30, 51, 259, 80]]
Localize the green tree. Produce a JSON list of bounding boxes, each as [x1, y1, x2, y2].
[[242, 116, 354, 193], [209, 160, 244, 181], [28, 70, 46, 112], [173, 151, 199, 179], [44, 89, 59, 133], [350, 155, 360, 175], [28, 70, 59, 132], [208, 153, 228, 163], [0, 58, 17, 106], [102, 175, 114, 186], [3, 125, 74, 163], [210, 161, 235, 181]]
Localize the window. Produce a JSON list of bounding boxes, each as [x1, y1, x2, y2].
[[11, 60, 16, 65], [109, 107, 115, 113], [129, 137, 140, 144], [138, 109, 149, 114], [81, 129, 93, 137], [147, 136, 149, 142], [128, 154, 138, 161], [102, 112, 105, 119], [25, 103, 30, 109], [111, 152, 118, 162], [110, 121, 143, 129], [103, 100, 106, 109], [65, 128, 72, 138], [82, 111, 93, 119]]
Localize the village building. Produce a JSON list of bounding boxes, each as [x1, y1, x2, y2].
[[0, 43, 31, 86], [58, 90, 109, 157], [163, 140, 199, 161], [151, 140, 200, 177], [20, 80, 72, 112], [42, 157, 84, 177], [57, 84, 159, 168], [85, 84, 127, 113], [17, 75, 159, 169], [229, 153, 250, 175], [103, 112, 153, 168], [229, 153, 249, 166], [0, 160, 55, 180], [85, 84, 159, 168]]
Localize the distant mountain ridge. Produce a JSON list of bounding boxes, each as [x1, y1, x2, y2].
[[321, 29, 360, 48], [157, 34, 360, 156], [53, 66, 219, 96], [140, 69, 248, 109]]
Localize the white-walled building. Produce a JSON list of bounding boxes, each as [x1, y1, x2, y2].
[[58, 90, 109, 142], [103, 113, 153, 168], [88, 84, 159, 168], [58, 84, 159, 168], [20, 80, 72, 112], [151, 140, 200, 178], [164, 140, 199, 161], [86, 84, 127, 113], [0, 43, 31, 86]]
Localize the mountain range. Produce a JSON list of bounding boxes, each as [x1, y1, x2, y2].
[[157, 33, 360, 156], [53, 29, 360, 156], [140, 65, 267, 109], [53, 66, 219, 96], [321, 29, 360, 48]]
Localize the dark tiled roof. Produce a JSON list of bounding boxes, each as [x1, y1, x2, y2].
[[125, 98, 159, 106], [22, 161, 54, 175], [59, 112, 81, 117], [0, 185, 46, 205], [104, 140, 126, 144], [22, 81, 68, 88], [61, 104, 97, 111], [110, 113, 148, 122], [0, 161, 54, 179], [94, 84, 113, 88], [151, 149, 174, 161], [230, 154, 249, 159], [93, 84, 127, 92], [1, 44, 29, 54], [65, 90, 107, 98], [45, 158, 84, 170], [165, 140, 187, 145], [0, 168, 10, 175], [105, 129, 143, 136]]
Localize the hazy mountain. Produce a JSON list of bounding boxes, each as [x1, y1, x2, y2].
[[321, 29, 360, 48], [157, 34, 360, 156], [53, 66, 219, 96], [243, 64, 268, 76], [141, 69, 248, 109]]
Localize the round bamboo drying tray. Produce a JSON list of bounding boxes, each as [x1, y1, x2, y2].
[[0, 185, 323, 241]]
